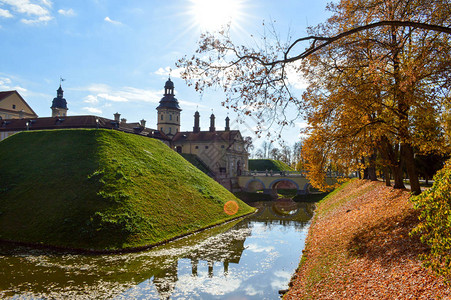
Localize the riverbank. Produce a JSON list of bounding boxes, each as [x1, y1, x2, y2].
[[284, 179, 451, 299]]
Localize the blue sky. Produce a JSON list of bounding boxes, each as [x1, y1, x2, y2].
[[0, 0, 331, 149]]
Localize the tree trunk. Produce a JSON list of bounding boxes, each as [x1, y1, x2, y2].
[[367, 153, 378, 181], [379, 135, 405, 189], [402, 144, 421, 195], [391, 163, 405, 189], [384, 166, 391, 186]]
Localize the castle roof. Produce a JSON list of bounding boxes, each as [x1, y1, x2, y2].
[[51, 85, 68, 110], [156, 78, 181, 111], [172, 130, 242, 143], [0, 115, 171, 141]]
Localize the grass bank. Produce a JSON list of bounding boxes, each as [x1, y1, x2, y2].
[[0, 129, 254, 251], [248, 159, 294, 171], [284, 179, 451, 299]]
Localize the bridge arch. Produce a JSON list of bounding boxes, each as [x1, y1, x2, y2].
[[245, 178, 266, 192], [269, 178, 300, 192]]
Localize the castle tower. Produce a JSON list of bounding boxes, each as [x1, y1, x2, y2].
[[156, 78, 181, 137], [193, 111, 200, 133], [209, 113, 216, 132], [51, 84, 68, 117]]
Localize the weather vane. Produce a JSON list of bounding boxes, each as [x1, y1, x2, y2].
[[60, 76, 66, 86]]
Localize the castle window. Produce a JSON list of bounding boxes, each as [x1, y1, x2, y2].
[[12, 105, 16, 109], [169, 115, 172, 121], [161, 114, 163, 120], [169, 127, 172, 134], [221, 145, 225, 148], [177, 116, 179, 121], [205, 146, 209, 149], [195, 146, 199, 149]]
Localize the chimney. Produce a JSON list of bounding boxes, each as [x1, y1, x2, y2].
[[120, 118, 127, 124], [225, 116, 230, 131], [209, 113, 215, 132], [114, 112, 121, 122], [193, 111, 200, 133], [140, 119, 146, 127]]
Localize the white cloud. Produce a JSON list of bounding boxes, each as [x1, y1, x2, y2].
[[21, 14, 52, 24], [2, 0, 50, 16], [0, 76, 28, 94], [82, 107, 102, 114], [0, 77, 12, 88], [154, 66, 183, 79], [98, 93, 128, 102], [104, 16, 122, 25], [58, 8, 75, 16], [83, 95, 99, 104], [2, 0, 53, 24], [0, 8, 13, 18], [39, 0, 51, 7]]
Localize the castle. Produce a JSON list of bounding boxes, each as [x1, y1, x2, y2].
[[0, 79, 248, 189]]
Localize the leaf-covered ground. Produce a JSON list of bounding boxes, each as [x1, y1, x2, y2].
[[285, 179, 451, 299]]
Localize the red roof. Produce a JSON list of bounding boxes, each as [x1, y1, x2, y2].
[[0, 115, 171, 141]]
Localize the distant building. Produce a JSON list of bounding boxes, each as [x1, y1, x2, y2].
[[173, 113, 248, 179], [0, 90, 38, 120]]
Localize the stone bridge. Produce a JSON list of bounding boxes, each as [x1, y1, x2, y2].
[[237, 171, 338, 195]]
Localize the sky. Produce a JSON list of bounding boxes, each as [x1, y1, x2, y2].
[[0, 0, 332, 151]]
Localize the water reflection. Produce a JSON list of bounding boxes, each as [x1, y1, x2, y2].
[[0, 200, 315, 299]]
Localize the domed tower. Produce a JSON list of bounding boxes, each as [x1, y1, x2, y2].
[[156, 78, 181, 137], [51, 84, 68, 117]]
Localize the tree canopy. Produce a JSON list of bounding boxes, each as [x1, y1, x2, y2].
[[177, 0, 451, 194]]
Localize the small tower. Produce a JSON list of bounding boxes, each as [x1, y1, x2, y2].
[[156, 78, 181, 137], [51, 84, 68, 117], [193, 111, 200, 133], [225, 116, 230, 131], [209, 113, 216, 132]]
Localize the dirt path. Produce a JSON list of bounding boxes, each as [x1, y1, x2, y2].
[[284, 179, 451, 299]]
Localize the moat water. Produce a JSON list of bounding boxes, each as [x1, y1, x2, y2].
[[0, 200, 316, 299]]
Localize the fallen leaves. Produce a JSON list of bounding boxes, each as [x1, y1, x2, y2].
[[285, 179, 451, 299]]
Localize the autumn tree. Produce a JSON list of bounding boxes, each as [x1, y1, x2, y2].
[[177, 0, 451, 194]]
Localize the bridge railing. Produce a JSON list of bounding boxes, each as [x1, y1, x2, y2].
[[241, 170, 345, 178]]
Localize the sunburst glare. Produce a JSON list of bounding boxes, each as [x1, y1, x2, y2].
[[188, 0, 247, 32]]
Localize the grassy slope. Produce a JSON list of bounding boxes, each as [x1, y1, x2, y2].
[[0, 129, 254, 250], [248, 159, 294, 172], [180, 153, 212, 175], [285, 179, 450, 299]]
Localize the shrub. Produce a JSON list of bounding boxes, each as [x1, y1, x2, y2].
[[411, 159, 451, 280]]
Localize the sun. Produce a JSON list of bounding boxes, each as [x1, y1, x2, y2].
[[188, 0, 245, 32]]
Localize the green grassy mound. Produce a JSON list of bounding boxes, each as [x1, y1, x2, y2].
[[180, 153, 213, 176], [248, 159, 294, 172], [0, 129, 254, 251]]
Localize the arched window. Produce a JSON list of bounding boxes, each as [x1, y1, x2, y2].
[[161, 114, 163, 120], [170, 115, 172, 121]]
